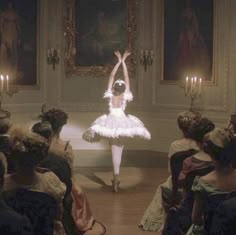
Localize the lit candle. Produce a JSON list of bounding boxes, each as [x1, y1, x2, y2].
[[190, 77, 193, 93], [1, 75, 4, 94], [185, 76, 189, 94], [199, 78, 202, 95], [194, 76, 197, 92], [6, 75, 9, 93]]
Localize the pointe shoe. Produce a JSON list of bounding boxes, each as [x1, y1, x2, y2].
[[111, 175, 120, 192]]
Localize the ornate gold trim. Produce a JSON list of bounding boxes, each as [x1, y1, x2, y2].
[[64, 0, 137, 78]]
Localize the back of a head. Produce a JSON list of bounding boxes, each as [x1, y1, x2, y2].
[[203, 127, 234, 167], [9, 127, 49, 168], [177, 111, 202, 137], [40, 108, 68, 134], [32, 121, 53, 140], [112, 79, 126, 96], [188, 117, 215, 143]]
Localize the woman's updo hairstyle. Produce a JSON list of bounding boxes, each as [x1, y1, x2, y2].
[[31, 121, 53, 140], [40, 108, 68, 134], [9, 127, 49, 168], [177, 111, 202, 137], [203, 128, 234, 167], [112, 79, 126, 96], [187, 117, 215, 143]]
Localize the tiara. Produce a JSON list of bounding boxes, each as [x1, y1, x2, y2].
[[114, 79, 125, 86]]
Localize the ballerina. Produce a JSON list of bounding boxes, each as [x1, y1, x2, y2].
[[83, 50, 151, 192]]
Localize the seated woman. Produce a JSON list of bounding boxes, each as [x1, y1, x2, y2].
[[2, 127, 66, 235], [188, 128, 236, 234], [38, 107, 106, 234], [162, 117, 215, 235], [178, 118, 215, 185], [0, 157, 34, 235], [139, 111, 200, 232]]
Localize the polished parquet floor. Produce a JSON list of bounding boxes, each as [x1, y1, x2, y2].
[[74, 164, 169, 235]]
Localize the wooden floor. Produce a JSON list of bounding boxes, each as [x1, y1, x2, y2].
[[74, 166, 169, 235]]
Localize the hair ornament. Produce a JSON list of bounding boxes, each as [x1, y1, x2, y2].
[[114, 79, 125, 86]]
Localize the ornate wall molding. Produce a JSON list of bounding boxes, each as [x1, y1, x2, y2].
[[64, 0, 137, 78], [152, 0, 230, 113]]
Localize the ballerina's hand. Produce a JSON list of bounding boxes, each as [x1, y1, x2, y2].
[[122, 50, 131, 62], [114, 50, 122, 63]]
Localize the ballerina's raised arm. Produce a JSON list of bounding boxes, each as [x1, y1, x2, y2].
[[121, 50, 131, 91], [107, 50, 122, 91]]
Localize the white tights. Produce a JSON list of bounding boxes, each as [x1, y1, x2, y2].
[[111, 144, 124, 175]]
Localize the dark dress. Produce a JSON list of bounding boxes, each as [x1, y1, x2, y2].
[[187, 177, 236, 235], [0, 198, 34, 235], [163, 154, 214, 235]]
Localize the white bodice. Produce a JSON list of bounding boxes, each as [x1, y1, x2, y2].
[[104, 89, 133, 111]]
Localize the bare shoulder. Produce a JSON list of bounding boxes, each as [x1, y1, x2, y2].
[[200, 171, 215, 184]]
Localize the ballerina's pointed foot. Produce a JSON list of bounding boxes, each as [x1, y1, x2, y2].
[[111, 175, 120, 192]]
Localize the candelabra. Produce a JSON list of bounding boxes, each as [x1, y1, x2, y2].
[[185, 76, 202, 111], [140, 50, 153, 72], [47, 48, 60, 70]]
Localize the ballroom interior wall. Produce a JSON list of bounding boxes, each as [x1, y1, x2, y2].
[[3, 0, 236, 154]]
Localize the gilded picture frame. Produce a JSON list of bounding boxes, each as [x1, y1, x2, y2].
[[0, 0, 39, 86], [161, 0, 216, 84], [64, 0, 137, 78]]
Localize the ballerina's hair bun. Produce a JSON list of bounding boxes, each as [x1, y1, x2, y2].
[[112, 79, 126, 96]]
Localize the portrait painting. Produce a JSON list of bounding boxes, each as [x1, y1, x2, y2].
[[64, 0, 136, 77], [0, 0, 38, 86], [162, 0, 214, 82]]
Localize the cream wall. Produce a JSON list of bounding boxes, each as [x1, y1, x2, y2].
[[3, 0, 236, 153]]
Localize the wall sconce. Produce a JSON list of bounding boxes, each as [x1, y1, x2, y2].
[[140, 50, 153, 72], [47, 48, 60, 70]]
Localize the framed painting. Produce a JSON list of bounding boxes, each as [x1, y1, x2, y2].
[[161, 0, 215, 83], [64, 0, 137, 77], [0, 0, 38, 86]]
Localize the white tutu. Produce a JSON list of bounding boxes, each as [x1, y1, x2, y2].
[[83, 90, 151, 142], [90, 108, 151, 139]]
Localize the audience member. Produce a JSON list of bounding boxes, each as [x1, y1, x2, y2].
[[39, 107, 106, 234], [2, 127, 66, 235], [188, 127, 236, 234], [163, 117, 215, 235], [0, 149, 34, 235], [178, 118, 215, 184], [139, 111, 201, 232]]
